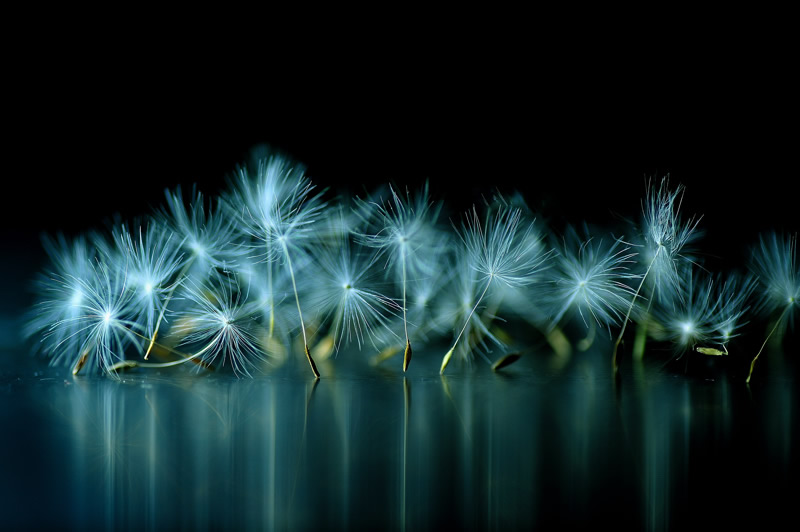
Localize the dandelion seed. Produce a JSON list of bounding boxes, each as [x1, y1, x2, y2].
[[173, 273, 266, 377], [26, 234, 96, 366], [612, 178, 701, 371], [746, 233, 798, 383], [149, 186, 241, 358], [161, 186, 241, 272], [709, 274, 754, 346], [233, 260, 296, 356], [223, 155, 327, 377], [355, 182, 441, 371], [653, 267, 717, 351], [545, 226, 638, 333], [112, 221, 183, 352], [310, 232, 401, 352], [440, 205, 549, 374], [436, 255, 505, 370], [46, 255, 142, 377]]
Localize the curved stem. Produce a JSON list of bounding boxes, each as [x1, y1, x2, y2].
[[633, 295, 656, 360], [746, 305, 790, 384], [577, 320, 596, 352], [132, 329, 214, 366], [612, 246, 661, 372], [440, 276, 493, 374], [281, 241, 319, 378], [144, 256, 195, 359], [401, 249, 412, 372], [109, 340, 216, 372], [401, 248, 409, 342], [267, 237, 275, 338]]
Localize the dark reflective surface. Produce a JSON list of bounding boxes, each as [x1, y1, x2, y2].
[[1, 341, 797, 531]]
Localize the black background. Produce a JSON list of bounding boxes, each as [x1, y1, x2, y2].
[[4, 55, 796, 292], [1, 31, 798, 532]]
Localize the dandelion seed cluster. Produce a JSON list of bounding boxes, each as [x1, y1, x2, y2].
[[25, 149, 798, 380]]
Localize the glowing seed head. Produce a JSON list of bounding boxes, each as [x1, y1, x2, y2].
[[190, 241, 205, 255], [681, 322, 693, 334], [144, 282, 153, 294], [103, 312, 112, 324], [70, 290, 83, 307]]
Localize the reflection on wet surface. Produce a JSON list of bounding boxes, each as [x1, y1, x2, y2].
[[1, 342, 797, 530]]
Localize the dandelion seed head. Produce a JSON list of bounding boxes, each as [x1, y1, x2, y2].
[[310, 237, 400, 350], [654, 267, 720, 350], [42, 257, 142, 376], [638, 177, 702, 302], [160, 186, 241, 271], [354, 182, 442, 282], [435, 255, 505, 363], [175, 274, 266, 377], [544, 227, 638, 330], [750, 233, 799, 318], [460, 205, 550, 289], [224, 155, 326, 264]]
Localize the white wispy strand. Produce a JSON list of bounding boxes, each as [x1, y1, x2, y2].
[[311, 236, 401, 351], [654, 267, 717, 350], [640, 178, 702, 301], [233, 261, 295, 335], [461, 206, 550, 288], [112, 222, 183, 341], [173, 274, 265, 377], [437, 254, 504, 364], [160, 186, 241, 273], [354, 183, 441, 279], [221, 153, 327, 375], [613, 178, 701, 369], [354, 182, 441, 370], [440, 205, 549, 372], [709, 274, 755, 345], [225, 156, 325, 263], [546, 228, 639, 331], [405, 240, 454, 341], [47, 255, 142, 376], [746, 233, 798, 382], [751, 233, 799, 322], [26, 234, 96, 364]]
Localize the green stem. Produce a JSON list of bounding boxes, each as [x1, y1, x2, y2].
[[267, 237, 275, 338], [441, 275, 493, 374], [401, 248, 413, 372], [577, 320, 596, 352], [746, 305, 790, 384], [144, 256, 195, 359], [633, 295, 656, 360], [612, 246, 661, 372], [281, 241, 319, 378]]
